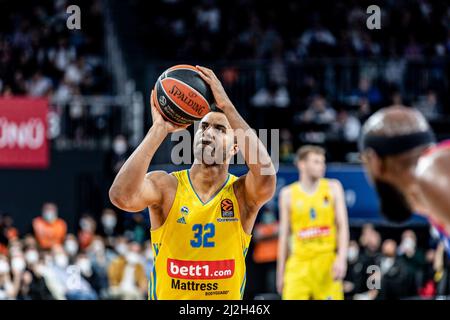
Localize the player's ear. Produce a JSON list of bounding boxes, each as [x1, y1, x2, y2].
[[365, 149, 383, 177]]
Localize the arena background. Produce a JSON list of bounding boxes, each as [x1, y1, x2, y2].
[[0, 0, 449, 300]]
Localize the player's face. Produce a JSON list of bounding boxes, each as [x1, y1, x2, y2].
[[193, 112, 238, 165], [299, 153, 326, 179]]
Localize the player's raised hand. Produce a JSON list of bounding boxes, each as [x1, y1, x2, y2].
[[195, 65, 234, 112], [150, 90, 190, 134]]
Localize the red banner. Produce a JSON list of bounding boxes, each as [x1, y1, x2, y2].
[[0, 98, 49, 168]]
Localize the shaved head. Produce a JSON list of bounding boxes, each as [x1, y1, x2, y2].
[[362, 105, 430, 137]]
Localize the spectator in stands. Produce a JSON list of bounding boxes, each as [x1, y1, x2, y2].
[[0, 255, 15, 300], [44, 245, 97, 300], [349, 77, 383, 107], [98, 208, 121, 239], [23, 247, 54, 300], [86, 236, 110, 298], [433, 242, 450, 296], [398, 230, 425, 279], [418, 248, 437, 298], [26, 70, 53, 97], [344, 240, 367, 299], [143, 240, 154, 283], [297, 17, 337, 57], [64, 234, 79, 261], [359, 225, 382, 275], [299, 94, 336, 125], [108, 242, 147, 300], [251, 81, 290, 109], [32, 203, 67, 250], [78, 214, 97, 250], [252, 207, 279, 295], [413, 90, 441, 120], [377, 239, 417, 300], [110, 135, 130, 176], [75, 253, 104, 297], [0, 213, 19, 255], [327, 109, 361, 142]]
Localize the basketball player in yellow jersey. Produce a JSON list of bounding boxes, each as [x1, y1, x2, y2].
[[277, 145, 349, 300], [109, 66, 276, 300]]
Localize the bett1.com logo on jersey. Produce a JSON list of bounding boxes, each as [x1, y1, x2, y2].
[[167, 258, 235, 280]]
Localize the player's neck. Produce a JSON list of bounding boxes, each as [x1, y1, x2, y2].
[[189, 163, 229, 197], [299, 175, 320, 194]]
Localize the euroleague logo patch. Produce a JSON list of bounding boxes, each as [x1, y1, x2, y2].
[[220, 199, 234, 218]]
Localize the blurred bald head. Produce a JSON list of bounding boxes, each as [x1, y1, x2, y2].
[[362, 105, 430, 137]]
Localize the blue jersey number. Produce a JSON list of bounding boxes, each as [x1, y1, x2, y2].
[[190, 223, 215, 248]]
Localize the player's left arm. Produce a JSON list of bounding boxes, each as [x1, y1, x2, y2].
[[196, 66, 277, 231], [330, 179, 350, 280]]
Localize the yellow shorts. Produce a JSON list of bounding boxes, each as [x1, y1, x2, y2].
[[282, 252, 343, 300]]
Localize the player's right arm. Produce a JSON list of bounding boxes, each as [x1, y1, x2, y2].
[[109, 91, 188, 212], [276, 186, 291, 295]]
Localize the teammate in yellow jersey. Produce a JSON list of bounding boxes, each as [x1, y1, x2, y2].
[[277, 145, 349, 300], [109, 66, 276, 300]]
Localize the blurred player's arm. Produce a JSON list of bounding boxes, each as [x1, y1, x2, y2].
[[331, 179, 349, 280], [417, 153, 450, 230], [276, 186, 290, 295], [109, 91, 187, 212], [196, 66, 276, 230]]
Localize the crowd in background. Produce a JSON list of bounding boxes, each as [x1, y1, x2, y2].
[[0, 203, 151, 300], [247, 211, 450, 300], [131, 0, 450, 161], [0, 0, 109, 98], [1, 203, 450, 300]]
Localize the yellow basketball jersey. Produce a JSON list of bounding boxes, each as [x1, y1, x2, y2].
[[149, 169, 251, 300], [287, 179, 337, 261]]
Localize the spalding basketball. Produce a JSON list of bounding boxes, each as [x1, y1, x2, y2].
[[153, 64, 215, 126]]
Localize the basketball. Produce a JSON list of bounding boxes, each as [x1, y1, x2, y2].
[[152, 64, 215, 126]]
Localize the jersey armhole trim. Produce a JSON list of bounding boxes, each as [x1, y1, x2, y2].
[[150, 171, 180, 234], [231, 178, 254, 239]]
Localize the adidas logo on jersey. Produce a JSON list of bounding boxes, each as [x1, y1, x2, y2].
[[177, 217, 186, 224]]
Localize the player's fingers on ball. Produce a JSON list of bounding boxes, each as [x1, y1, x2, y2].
[[197, 70, 212, 84]]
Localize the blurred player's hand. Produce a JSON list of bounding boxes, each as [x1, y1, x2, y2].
[[276, 272, 284, 296], [150, 90, 190, 134], [196, 65, 233, 112], [332, 255, 347, 281]]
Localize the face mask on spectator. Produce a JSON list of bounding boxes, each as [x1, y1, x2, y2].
[[77, 259, 92, 274], [91, 241, 105, 253], [54, 254, 69, 268], [113, 139, 127, 155], [115, 243, 128, 256], [43, 210, 57, 222], [380, 257, 395, 274], [400, 237, 416, 253], [11, 257, 26, 272], [25, 250, 39, 265], [65, 240, 79, 256], [126, 252, 141, 265], [102, 215, 117, 229], [0, 260, 10, 274], [348, 247, 359, 262]]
